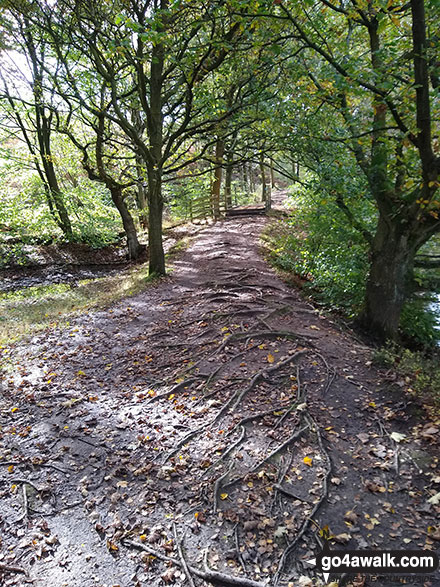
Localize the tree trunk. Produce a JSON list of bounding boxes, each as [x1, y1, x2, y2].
[[242, 164, 248, 194], [211, 137, 224, 219], [270, 162, 276, 188], [44, 160, 73, 239], [110, 186, 144, 260], [249, 163, 255, 194], [146, 34, 166, 276], [259, 154, 266, 204], [362, 216, 416, 340], [135, 153, 149, 229], [224, 155, 233, 209], [147, 170, 165, 275]]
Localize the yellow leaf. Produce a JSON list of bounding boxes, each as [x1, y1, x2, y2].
[[11, 407, 19, 413], [175, 378, 184, 384], [7, 465, 14, 473], [220, 493, 228, 500], [267, 353, 275, 363], [258, 344, 265, 350], [168, 394, 175, 400], [303, 456, 313, 467], [369, 401, 376, 408], [140, 534, 147, 542], [77, 370, 86, 376]]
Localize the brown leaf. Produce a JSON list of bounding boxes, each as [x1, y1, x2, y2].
[[364, 479, 386, 493], [333, 532, 351, 544], [344, 510, 358, 524], [161, 568, 176, 584]]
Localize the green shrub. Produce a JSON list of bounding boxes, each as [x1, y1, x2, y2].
[[266, 179, 373, 316], [399, 298, 439, 348]]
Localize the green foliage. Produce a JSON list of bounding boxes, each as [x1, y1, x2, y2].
[[399, 298, 439, 348], [65, 180, 121, 247], [266, 179, 372, 316], [0, 164, 122, 258], [373, 343, 440, 409], [165, 175, 211, 220]]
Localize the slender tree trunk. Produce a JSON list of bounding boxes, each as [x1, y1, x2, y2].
[[147, 35, 166, 276], [147, 169, 165, 275], [249, 164, 255, 194], [135, 153, 148, 229], [110, 186, 144, 260], [362, 216, 416, 340], [211, 137, 224, 219], [270, 162, 276, 188], [224, 159, 233, 209], [259, 154, 266, 204], [241, 164, 247, 194], [42, 154, 73, 239]]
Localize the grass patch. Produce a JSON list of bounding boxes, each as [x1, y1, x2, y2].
[[0, 231, 194, 346], [0, 264, 159, 345]]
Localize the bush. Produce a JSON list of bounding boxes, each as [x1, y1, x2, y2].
[[266, 179, 373, 316], [399, 298, 439, 348]]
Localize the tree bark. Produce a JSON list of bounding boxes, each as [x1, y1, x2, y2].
[[362, 217, 416, 340], [211, 137, 224, 219], [135, 153, 149, 229], [259, 154, 267, 204], [146, 30, 166, 276], [147, 170, 165, 275], [224, 162, 233, 209], [270, 162, 276, 188], [109, 186, 144, 260]]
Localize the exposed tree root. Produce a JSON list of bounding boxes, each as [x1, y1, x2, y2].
[[172, 523, 196, 587], [123, 539, 269, 587], [273, 415, 333, 586], [143, 378, 197, 406], [213, 462, 234, 514], [223, 424, 310, 490], [0, 562, 27, 575]]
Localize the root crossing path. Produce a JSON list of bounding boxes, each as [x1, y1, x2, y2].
[[1, 207, 439, 587]]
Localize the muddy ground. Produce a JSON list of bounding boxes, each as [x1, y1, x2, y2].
[[0, 196, 439, 587]]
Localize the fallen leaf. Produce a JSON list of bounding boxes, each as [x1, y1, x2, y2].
[[390, 432, 406, 443], [357, 432, 369, 444], [428, 492, 440, 505], [344, 510, 358, 523], [333, 532, 351, 543], [267, 353, 275, 364], [161, 568, 176, 584], [364, 479, 386, 493], [303, 456, 313, 467]]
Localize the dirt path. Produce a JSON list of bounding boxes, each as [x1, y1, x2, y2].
[[1, 201, 439, 587]]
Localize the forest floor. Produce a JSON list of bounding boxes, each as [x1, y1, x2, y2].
[[0, 192, 439, 587]]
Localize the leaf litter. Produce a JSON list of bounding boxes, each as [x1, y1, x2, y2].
[[0, 197, 439, 586]]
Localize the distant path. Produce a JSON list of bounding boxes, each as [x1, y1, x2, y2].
[[1, 192, 438, 586]]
